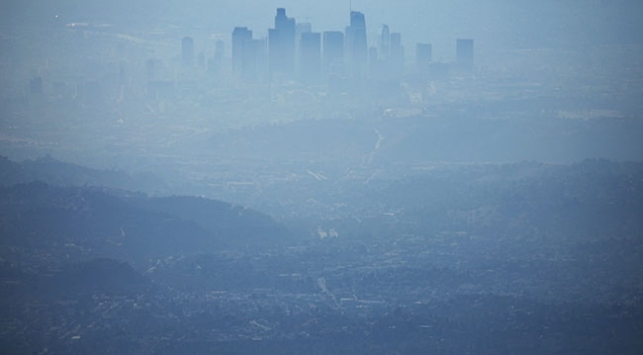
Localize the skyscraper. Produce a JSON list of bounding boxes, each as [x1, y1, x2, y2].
[[269, 8, 296, 74], [214, 40, 225, 61], [299, 32, 322, 84], [389, 32, 404, 75], [296, 22, 312, 43], [181, 37, 194, 68], [416, 43, 432, 72], [456, 38, 474, 72], [295, 21, 312, 69], [232, 27, 253, 73], [346, 11, 367, 78], [368, 46, 379, 77], [323, 31, 344, 74], [380, 25, 390, 60], [245, 38, 268, 80]]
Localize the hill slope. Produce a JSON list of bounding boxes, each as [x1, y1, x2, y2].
[[0, 182, 291, 269]]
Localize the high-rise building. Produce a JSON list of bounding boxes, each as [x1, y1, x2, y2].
[[181, 37, 194, 68], [456, 38, 474, 72], [323, 31, 344, 74], [214, 40, 225, 61], [299, 32, 322, 84], [380, 25, 390, 60], [369, 46, 378, 64], [416, 43, 432, 72], [245, 38, 268, 80], [197, 52, 205, 68], [346, 11, 367, 78], [209, 40, 225, 76], [232, 28, 267, 81], [232, 27, 253, 73], [295, 22, 312, 70], [296, 22, 312, 43], [389, 32, 404, 76], [275, 8, 293, 32], [269, 8, 296, 74], [368, 46, 379, 77]]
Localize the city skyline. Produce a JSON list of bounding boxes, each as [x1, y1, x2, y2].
[[5, 1, 640, 57], [225, 7, 474, 84], [1, 4, 641, 352], [223, 6, 460, 63]]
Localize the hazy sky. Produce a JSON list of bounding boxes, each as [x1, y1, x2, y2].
[[1, 0, 642, 62], [3, 0, 642, 40]]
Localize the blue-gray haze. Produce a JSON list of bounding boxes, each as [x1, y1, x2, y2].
[[0, 1, 642, 354]]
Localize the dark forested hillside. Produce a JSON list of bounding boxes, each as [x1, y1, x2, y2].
[[0, 181, 290, 268]]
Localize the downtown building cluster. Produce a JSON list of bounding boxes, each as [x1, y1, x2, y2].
[[217, 8, 474, 86], [15, 8, 475, 108]]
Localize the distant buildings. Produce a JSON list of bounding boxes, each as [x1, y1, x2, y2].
[[208, 40, 225, 75], [456, 38, 474, 72], [416, 43, 432, 73], [296, 22, 312, 47], [322, 31, 344, 75], [380, 25, 390, 61], [181, 37, 194, 68], [299, 32, 322, 84], [346, 11, 368, 79], [269, 8, 296, 74], [225, 8, 475, 86], [6, 6, 481, 111], [372, 25, 403, 80], [231, 27, 269, 81], [232, 27, 253, 73], [389, 32, 404, 77], [215, 40, 225, 62], [246, 38, 268, 80]]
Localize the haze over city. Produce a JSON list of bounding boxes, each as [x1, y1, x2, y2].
[[1, 1, 642, 354]]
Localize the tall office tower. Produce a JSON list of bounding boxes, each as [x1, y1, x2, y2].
[[295, 22, 312, 69], [456, 38, 474, 72], [197, 52, 206, 68], [369, 46, 378, 63], [299, 32, 322, 84], [389, 32, 404, 76], [268, 28, 282, 74], [214, 40, 225, 61], [416, 43, 432, 72], [346, 11, 368, 78], [245, 38, 268, 80], [296, 22, 312, 43], [380, 25, 390, 60], [322, 31, 344, 74], [269, 8, 296, 73], [208, 40, 225, 75], [232, 27, 253, 73], [368, 46, 379, 77], [182, 36, 195, 68]]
